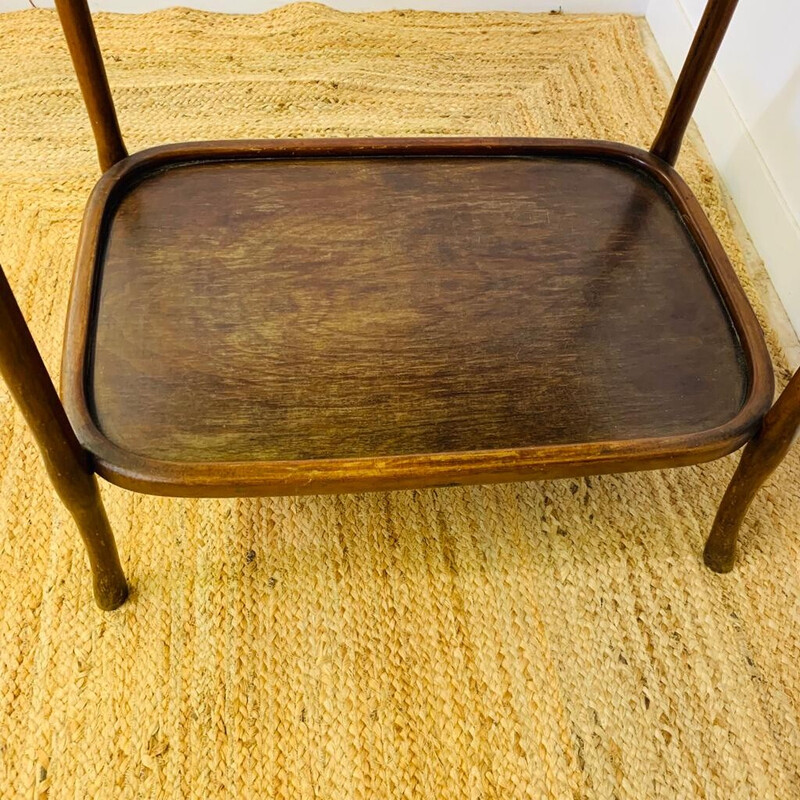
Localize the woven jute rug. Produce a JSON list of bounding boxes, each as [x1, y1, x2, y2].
[[0, 5, 798, 798]]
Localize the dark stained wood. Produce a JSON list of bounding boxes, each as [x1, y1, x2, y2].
[[0, 264, 128, 610], [50, 0, 736, 174], [29, 0, 791, 584], [94, 158, 745, 458], [705, 367, 800, 572], [651, 0, 739, 166], [54, 0, 127, 173], [60, 138, 774, 497]]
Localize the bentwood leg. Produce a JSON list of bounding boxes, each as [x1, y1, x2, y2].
[[705, 367, 800, 573], [0, 265, 128, 610]]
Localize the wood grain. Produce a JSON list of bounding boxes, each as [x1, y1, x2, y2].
[[91, 156, 745, 461], [57, 139, 774, 496]]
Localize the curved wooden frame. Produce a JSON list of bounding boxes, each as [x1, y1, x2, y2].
[[0, 0, 794, 609], [61, 137, 774, 498]]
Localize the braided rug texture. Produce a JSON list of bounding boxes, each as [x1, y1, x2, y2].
[[0, 5, 798, 798]]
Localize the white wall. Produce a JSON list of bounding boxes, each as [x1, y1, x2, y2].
[[647, 0, 800, 335]]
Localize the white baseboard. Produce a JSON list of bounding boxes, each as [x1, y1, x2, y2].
[[0, 1, 648, 12], [647, 0, 800, 338]]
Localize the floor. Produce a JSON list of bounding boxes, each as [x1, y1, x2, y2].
[[0, 6, 797, 798]]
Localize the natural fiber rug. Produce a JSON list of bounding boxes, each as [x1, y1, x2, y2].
[[0, 4, 798, 798]]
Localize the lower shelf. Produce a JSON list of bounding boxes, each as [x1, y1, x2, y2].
[[62, 138, 773, 495]]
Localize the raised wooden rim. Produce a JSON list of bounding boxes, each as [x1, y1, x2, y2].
[[61, 136, 774, 497]]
